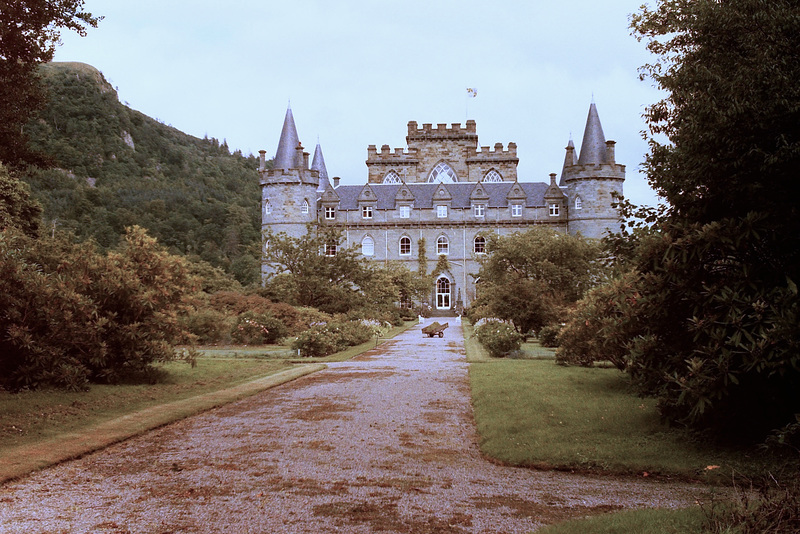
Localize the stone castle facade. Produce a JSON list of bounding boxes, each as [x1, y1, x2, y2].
[[259, 104, 624, 312]]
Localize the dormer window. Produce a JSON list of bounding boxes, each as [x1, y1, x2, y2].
[[301, 200, 309, 214], [549, 203, 560, 217], [511, 204, 522, 217], [325, 206, 336, 220], [437, 205, 448, 218], [362, 205, 373, 219], [399, 205, 411, 218], [474, 204, 485, 217]]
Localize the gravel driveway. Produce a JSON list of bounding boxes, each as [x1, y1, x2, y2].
[[0, 321, 705, 533]]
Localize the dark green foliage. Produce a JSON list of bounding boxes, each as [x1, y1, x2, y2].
[[0, 1, 100, 167], [470, 227, 604, 334], [17, 62, 262, 284], [536, 324, 562, 348], [609, 0, 800, 443], [291, 320, 373, 357], [474, 320, 523, 358], [0, 163, 42, 237], [0, 226, 194, 390]]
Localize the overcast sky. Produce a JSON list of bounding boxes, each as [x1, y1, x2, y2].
[[53, 0, 663, 207]]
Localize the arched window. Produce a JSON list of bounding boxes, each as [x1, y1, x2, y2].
[[483, 169, 503, 182], [301, 199, 309, 214], [383, 171, 402, 184], [362, 235, 374, 256], [427, 161, 457, 183], [436, 277, 451, 309], [437, 235, 449, 255], [399, 236, 411, 256], [474, 235, 486, 254], [263, 199, 271, 215], [575, 196, 582, 210]]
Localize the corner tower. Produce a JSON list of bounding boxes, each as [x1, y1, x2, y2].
[[562, 103, 625, 239], [259, 106, 320, 244]]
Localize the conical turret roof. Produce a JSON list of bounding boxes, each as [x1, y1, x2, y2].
[[311, 142, 330, 192], [577, 103, 607, 165], [274, 106, 301, 170]]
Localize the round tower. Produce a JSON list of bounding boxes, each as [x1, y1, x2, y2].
[[562, 103, 625, 239]]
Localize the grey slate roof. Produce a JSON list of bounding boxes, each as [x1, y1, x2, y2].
[[274, 106, 301, 170], [311, 142, 329, 191], [331, 182, 549, 210], [577, 103, 607, 165]]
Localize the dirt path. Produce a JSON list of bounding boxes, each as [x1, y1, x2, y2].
[[0, 322, 705, 533]]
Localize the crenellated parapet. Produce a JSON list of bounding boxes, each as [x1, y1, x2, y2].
[[406, 120, 478, 140]]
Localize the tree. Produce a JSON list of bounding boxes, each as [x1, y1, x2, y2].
[[469, 227, 603, 334], [613, 0, 800, 442], [262, 226, 375, 314], [0, 0, 100, 166], [0, 162, 42, 236]]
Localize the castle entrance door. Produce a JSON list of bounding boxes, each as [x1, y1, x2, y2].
[[436, 277, 451, 310]]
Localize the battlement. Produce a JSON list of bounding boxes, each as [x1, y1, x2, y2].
[[466, 142, 518, 159], [407, 120, 478, 138], [259, 167, 319, 187], [366, 144, 420, 162]]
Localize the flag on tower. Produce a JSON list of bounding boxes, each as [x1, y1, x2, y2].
[[467, 87, 477, 98]]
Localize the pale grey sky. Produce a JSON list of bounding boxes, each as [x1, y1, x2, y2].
[[54, 0, 663, 207]]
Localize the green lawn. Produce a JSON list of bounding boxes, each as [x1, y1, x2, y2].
[[535, 507, 706, 534]]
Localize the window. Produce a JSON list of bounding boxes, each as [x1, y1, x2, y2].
[[324, 242, 337, 256], [362, 205, 373, 219], [383, 171, 402, 184], [427, 162, 457, 183], [324, 206, 336, 219], [511, 204, 522, 217], [399, 205, 411, 218], [474, 235, 486, 254], [437, 235, 449, 255], [473, 204, 485, 217], [361, 236, 374, 256], [301, 199, 309, 214], [549, 203, 560, 216], [483, 170, 503, 182], [263, 199, 271, 215], [399, 236, 411, 256], [575, 196, 582, 210], [436, 277, 451, 309], [436, 205, 448, 218]]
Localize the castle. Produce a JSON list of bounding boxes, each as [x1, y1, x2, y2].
[[259, 104, 624, 313]]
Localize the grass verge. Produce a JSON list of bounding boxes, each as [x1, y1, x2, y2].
[[469, 359, 794, 483], [535, 507, 705, 534]]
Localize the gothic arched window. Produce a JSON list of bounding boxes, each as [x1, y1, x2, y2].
[[301, 199, 310, 214], [483, 169, 503, 182], [362, 235, 375, 256], [575, 196, 583, 210], [427, 162, 457, 183], [263, 199, 271, 215], [383, 171, 402, 184], [474, 235, 486, 254]]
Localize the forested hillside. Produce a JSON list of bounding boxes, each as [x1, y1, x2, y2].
[[19, 62, 265, 285]]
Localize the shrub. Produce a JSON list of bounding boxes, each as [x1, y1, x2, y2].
[[537, 324, 563, 348], [181, 308, 233, 345], [291, 320, 374, 357], [474, 319, 523, 358], [231, 311, 287, 345]]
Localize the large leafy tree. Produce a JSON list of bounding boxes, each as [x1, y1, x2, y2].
[[0, 0, 100, 166], [616, 0, 800, 442], [0, 162, 42, 236], [470, 228, 603, 334]]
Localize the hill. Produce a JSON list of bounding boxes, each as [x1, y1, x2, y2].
[[19, 62, 266, 285]]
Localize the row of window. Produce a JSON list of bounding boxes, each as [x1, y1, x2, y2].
[[360, 235, 486, 257], [382, 166, 505, 184], [265, 200, 576, 218]]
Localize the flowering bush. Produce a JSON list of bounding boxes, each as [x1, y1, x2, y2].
[[474, 319, 523, 358], [292, 320, 374, 357], [231, 311, 287, 345]]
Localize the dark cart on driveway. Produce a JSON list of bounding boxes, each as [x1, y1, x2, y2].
[[422, 321, 449, 338]]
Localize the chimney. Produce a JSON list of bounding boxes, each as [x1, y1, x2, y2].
[[303, 151, 310, 169], [333, 176, 340, 188], [605, 140, 616, 164], [258, 150, 266, 171]]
